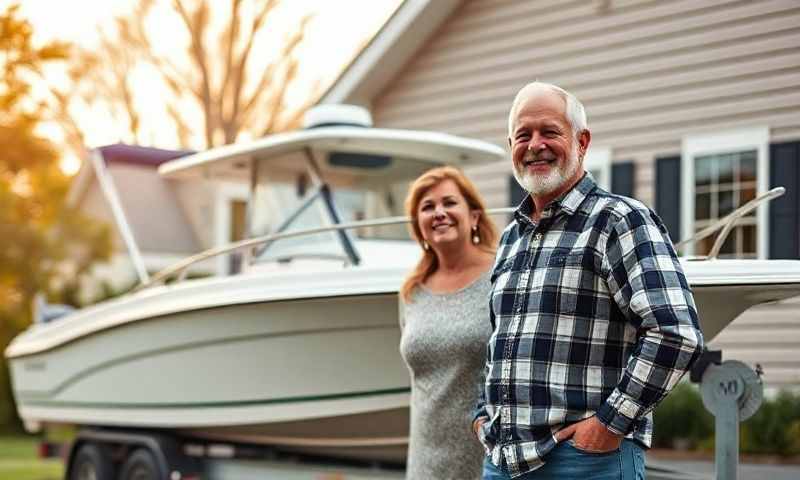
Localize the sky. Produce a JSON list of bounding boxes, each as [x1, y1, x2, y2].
[[4, 0, 402, 173]]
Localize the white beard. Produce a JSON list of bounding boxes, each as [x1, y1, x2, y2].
[[514, 143, 581, 197]]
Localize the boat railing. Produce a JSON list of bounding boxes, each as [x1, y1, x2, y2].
[[134, 207, 517, 291], [674, 187, 784, 259], [136, 186, 785, 292]]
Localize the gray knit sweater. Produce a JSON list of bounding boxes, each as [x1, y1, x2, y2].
[[400, 271, 492, 480]]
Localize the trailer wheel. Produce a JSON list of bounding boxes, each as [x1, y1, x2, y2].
[[119, 448, 161, 480], [70, 443, 115, 480]]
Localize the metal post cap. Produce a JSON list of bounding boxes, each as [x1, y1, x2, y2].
[[700, 360, 763, 421]]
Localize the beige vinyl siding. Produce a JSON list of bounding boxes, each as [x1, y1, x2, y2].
[[369, 0, 800, 390], [79, 164, 201, 255], [371, 0, 800, 209], [711, 297, 800, 390]]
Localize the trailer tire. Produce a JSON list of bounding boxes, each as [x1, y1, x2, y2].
[[119, 448, 161, 480], [70, 443, 115, 480]]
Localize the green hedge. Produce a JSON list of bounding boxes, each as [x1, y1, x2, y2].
[[653, 382, 800, 456]]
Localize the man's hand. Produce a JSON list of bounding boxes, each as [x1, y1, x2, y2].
[[473, 416, 487, 437], [555, 416, 623, 453]]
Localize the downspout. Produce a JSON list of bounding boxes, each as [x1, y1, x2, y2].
[[89, 149, 150, 284]]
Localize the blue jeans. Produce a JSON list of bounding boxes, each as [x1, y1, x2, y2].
[[482, 439, 646, 480]]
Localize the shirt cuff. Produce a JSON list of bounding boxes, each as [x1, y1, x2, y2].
[[596, 390, 645, 435]]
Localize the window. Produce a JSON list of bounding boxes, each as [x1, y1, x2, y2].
[[682, 127, 769, 258], [229, 199, 248, 272], [214, 182, 249, 275], [584, 146, 611, 191]]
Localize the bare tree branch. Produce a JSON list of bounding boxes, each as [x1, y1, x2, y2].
[[240, 13, 310, 127], [166, 102, 192, 148], [219, 0, 243, 125], [174, 0, 216, 146], [55, 0, 317, 150]]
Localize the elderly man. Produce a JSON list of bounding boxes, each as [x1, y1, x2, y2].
[[473, 82, 704, 479]]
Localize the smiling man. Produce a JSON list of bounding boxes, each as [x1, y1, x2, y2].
[[473, 82, 705, 479]]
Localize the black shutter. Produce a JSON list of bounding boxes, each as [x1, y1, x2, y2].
[[611, 161, 635, 198], [508, 175, 527, 222], [508, 175, 527, 206], [655, 155, 682, 241], [769, 141, 800, 259]]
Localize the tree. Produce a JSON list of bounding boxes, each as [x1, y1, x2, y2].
[[0, 3, 111, 431], [62, 0, 317, 150]]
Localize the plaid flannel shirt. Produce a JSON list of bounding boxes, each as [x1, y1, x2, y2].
[[474, 174, 704, 477]]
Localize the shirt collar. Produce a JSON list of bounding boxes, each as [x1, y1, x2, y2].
[[514, 172, 597, 225]]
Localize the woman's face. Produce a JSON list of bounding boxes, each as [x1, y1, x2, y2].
[[416, 179, 479, 252]]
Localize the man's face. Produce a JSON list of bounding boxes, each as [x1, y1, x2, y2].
[[509, 90, 587, 198]]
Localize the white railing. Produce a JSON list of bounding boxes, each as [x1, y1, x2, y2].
[[137, 187, 786, 291], [674, 187, 784, 259], [136, 207, 517, 291]]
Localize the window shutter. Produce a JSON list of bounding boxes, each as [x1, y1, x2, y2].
[[508, 175, 527, 222], [769, 141, 800, 259], [655, 155, 682, 241], [508, 175, 527, 207], [611, 161, 635, 198]]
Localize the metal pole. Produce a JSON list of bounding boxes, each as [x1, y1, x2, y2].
[[701, 361, 762, 480], [90, 149, 150, 283], [714, 389, 740, 480]]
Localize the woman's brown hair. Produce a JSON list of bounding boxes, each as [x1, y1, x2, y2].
[[400, 166, 498, 302]]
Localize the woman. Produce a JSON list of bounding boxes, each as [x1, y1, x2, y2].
[[399, 166, 498, 479]]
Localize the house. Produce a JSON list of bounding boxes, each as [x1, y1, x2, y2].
[[67, 144, 249, 300], [320, 0, 800, 390]]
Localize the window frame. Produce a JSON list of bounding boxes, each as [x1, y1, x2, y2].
[[681, 127, 769, 258], [584, 145, 612, 191], [214, 182, 250, 274]]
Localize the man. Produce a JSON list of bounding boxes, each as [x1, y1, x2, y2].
[[473, 82, 704, 479]]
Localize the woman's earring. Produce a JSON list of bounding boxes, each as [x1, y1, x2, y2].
[[472, 226, 480, 245], [423, 240, 430, 251]]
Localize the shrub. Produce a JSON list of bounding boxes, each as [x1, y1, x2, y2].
[[653, 382, 800, 457], [740, 390, 800, 456], [653, 382, 714, 449]]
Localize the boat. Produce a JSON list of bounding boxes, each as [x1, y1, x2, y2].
[[6, 105, 800, 465]]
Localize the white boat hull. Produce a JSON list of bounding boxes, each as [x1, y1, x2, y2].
[[8, 259, 800, 463], [10, 287, 411, 461]]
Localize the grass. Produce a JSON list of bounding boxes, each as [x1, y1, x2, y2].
[[0, 435, 63, 480]]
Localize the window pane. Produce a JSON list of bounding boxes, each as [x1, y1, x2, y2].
[[718, 189, 734, 216], [695, 155, 714, 187], [695, 192, 711, 220], [718, 154, 734, 185], [740, 186, 756, 216], [692, 147, 759, 258], [230, 200, 247, 241], [739, 151, 757, 182], [720, 228, 735, 256], [742, 224, 757, 255], [696, 233, 713, 257]]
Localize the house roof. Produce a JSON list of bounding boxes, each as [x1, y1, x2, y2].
[[97, 143, 194, 167], [67, 144, 194, 206], [320, 0, 462, 106]]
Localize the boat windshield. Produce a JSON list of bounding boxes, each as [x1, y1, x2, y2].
[[249, 177, 410, 264]]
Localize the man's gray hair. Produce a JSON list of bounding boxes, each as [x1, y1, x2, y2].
[[507, 82, 588, 139]]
